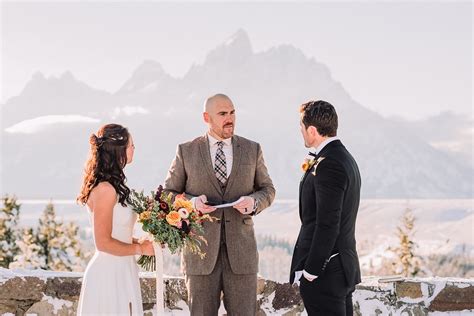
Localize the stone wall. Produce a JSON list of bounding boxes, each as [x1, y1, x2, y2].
[[0, 269, 472, 315]]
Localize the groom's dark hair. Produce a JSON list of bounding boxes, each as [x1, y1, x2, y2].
[[300, 100, 338, 137]]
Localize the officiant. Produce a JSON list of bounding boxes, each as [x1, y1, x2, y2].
[[163, 93, 275, 316]]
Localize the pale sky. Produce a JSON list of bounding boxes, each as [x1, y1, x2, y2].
[[1, 1, 472, 119]]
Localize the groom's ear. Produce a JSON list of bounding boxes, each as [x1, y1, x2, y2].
[[308, 125, 318, 137]]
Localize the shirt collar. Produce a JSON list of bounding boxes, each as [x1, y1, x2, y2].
[[208, 133, 232, 146], [314, 136, 339, 155]]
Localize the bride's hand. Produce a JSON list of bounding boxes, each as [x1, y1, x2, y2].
[[138, 240, 155, 256]]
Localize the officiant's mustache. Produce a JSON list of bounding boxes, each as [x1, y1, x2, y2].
[[224, 123, 234, 128]]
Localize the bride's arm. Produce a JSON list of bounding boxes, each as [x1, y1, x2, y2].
[[90, 182, 153, 256]]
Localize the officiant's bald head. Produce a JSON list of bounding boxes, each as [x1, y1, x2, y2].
[[203, 93, 235, 140], [204, 94, 234, 112]]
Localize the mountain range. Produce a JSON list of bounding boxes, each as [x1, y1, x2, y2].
[[1, 30, 472, 199]]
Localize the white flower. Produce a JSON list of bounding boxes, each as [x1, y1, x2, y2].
[[178, 208, 189, 219]]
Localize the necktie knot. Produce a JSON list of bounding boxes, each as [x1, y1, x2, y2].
[[217, 141, 224, 149]]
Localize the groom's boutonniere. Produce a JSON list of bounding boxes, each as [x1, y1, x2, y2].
[[301, 158, 316, 173], [311, 157, 326, 176]]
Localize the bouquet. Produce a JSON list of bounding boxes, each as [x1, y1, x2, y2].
[[128, 185, 215, 271]]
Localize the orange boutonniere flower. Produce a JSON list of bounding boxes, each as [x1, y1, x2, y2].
[[301, 158, 316, 172]]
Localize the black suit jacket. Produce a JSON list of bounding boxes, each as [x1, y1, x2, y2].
[[290, 140, 362, 287]]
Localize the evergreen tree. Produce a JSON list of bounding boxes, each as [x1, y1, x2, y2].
[[9, 227, 45, 269], [37, 202, 87, 271], [391, 208, 421, 277], [0, 195, 21, 268]]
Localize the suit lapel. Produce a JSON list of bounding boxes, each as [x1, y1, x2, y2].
[[199, 135, 224, 194], [299, 166, 313, 220], [223, 135, 241, 196], [298, 140, 343, 219]]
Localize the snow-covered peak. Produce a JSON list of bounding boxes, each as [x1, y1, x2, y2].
[[224, 29, 252, 51], [132, 59, 166, 77], [201, 29, 253, 67], [117, 59, 171, 94]]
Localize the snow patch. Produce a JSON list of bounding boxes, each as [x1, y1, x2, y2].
[[0, 267, 82, 283], [43, 294, 73, 314], [111, 106, 149, 119], [5, 115, 99, 134]]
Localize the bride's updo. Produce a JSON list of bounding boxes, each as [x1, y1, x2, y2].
[[77, 124, 131, 206]]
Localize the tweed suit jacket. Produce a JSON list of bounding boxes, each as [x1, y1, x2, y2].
[[164, 134, 275, 275]]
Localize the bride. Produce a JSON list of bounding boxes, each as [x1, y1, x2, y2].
[[76, 123, 154, 315]]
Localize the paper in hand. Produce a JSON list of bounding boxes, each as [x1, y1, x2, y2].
[[214, 197, 245, 208]]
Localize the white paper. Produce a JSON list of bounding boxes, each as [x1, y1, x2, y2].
[[214, 197, 245, 208]]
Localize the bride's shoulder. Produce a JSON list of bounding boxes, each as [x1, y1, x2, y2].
[[90, 182, 117, 201]]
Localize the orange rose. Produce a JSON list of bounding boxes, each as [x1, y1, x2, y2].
[[139, 211, 151, 222], [166, 211, 181, 227], [173, 198, 194, 212], [301, 158, 315, 172]]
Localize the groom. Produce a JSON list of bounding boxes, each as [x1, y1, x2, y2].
[[290, 100, 361, 315], [164, 93, 275, 315]]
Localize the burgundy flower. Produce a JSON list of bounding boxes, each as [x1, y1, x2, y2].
[[154, 185, 164, 201], [181, 220, 191, 234], [159, 201, 169, 212]]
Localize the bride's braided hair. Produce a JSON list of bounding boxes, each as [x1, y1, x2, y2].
[[77, 124, 131, 206]]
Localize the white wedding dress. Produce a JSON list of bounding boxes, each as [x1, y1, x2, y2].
[[77, 203, 144, 315]]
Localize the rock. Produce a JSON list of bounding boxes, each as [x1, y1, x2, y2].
[[0, 276, 46, 301], [272, 282, 302, 310], [0, 300, 18, 315], [140, 277, 157, 304], [257, 277, 266, 295], [165, 278, 187, 309], [0, 271, 473, 315], [26, 299, 76, 316], [262, 279, 277, 297], [46, 277, 81, 300], [429, 284, 474, 311], [395, 281, 423, 299]]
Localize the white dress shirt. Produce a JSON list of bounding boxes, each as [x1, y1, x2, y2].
[[208, 134, 233, 177], [294, 136, 340, 285]]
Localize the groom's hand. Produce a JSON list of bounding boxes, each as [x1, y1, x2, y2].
[[194, 195, 217, 214], [303, 274, 315, 282], [233, 196, 255, 215]]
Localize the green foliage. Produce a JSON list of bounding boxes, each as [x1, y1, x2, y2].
[[391, 208, 421, 277], [0, 195, 21, 268], [130, 188, 213, 271], [1, 195, 87, 271]]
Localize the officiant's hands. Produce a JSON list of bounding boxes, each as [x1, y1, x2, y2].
[[233, 196, 255, 215], [194, 195, 217, 214]]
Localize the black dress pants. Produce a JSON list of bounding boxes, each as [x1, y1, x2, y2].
[[299, 256, 355, 316]]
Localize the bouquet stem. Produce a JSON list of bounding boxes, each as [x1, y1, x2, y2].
[[137, 255, 156, 271]]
